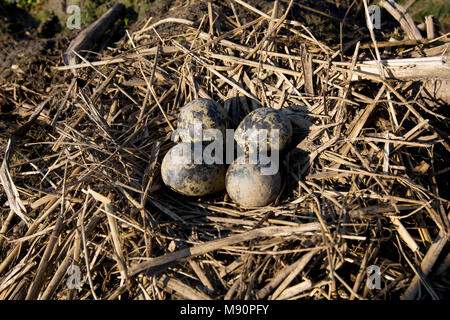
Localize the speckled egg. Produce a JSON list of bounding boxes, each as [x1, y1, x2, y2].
[[161, 142, 226, 196], [177, 98, 227, 142], [225, 155, 281, 208], [234, 108, 293, 154]]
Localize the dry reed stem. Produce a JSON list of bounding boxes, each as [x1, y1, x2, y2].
[[1, 0, 448, 300]]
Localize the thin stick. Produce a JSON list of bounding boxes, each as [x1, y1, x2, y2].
[[172, 40, 258, 101]]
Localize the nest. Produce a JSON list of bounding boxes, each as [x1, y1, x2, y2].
[[0, 0, 449, 300]]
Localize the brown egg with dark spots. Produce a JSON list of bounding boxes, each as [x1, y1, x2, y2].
[[161, 142, 226, 196], [234, 108, 293, 154], [225, 155, 281, 208], [177, 98, 227, 142]]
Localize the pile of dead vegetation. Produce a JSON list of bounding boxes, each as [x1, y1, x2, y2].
[[0, 0, 449, 300]]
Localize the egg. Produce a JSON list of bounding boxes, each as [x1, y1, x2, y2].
[[161, 142, 226, 196], [234, 108, 293, 154], [225, 155, 281, 208], [177, 98, 227, 143]]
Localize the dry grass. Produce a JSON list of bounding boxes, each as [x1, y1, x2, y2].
[[0, 0, 449, 300]]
